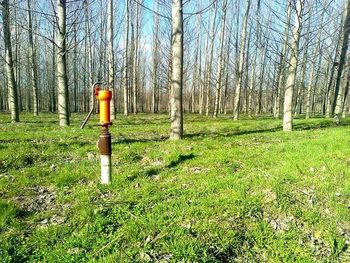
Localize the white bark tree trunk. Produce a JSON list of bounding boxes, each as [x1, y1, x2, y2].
[[274, 0, 292, 119], [213, 0, 227, 118], [305, 11, 324, 119], [332, 0, 350, 116], [233, 0, 251, 120], [2, 0, 19, 122], [283, 0, 304, 131], [151, 1, 159, 114], [123, 0, 129, 116], [205, 2, 218, 116], [132, 2, 140, 114], [56, 0, 69, 126], [108, 0, 116, 120], [170, 0, 183, 140]]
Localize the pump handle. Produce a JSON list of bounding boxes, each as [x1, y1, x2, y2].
[[80, 82, 103, 129]]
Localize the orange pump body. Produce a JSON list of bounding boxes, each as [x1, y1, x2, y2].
[[97, 90, 112, 125]]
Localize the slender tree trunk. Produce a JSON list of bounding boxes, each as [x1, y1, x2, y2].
[[151, 1, 159, 114], [73, 21, 78, 112], [283, 0, 304, 131], [248, 50, 257, 117], [84, 0, 94, 111], [2, 0, 19, 122], [192, 15, 201, 113], [274, 0, 292, 118], [257, 45, 267, 115], [132, 2, 140, 114], [248, 0, 261, 117], [222, 28, 231, 115], [205, 2, 218, 116], [243, 27, 252, 114], [97, 0, 106, 82], [108, 0, 116, 119], [342, 73, 350, 117], [199, 25, 210, 115], [213, 0, 227, 118], [123, 0, 129, 116], [56, 0, 69, 126], [294, 45, 308, 116], [305, 9, 323, 119], [332, 0, 350, 116], [14, 1, 22, 112], [233, 0, 251, 120], [325, 33, 342, 117], [51, 27, 56, 112], [170, 0, 183, 140]]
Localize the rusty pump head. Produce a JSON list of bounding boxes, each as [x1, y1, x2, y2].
[[81, 82, 112, 184]]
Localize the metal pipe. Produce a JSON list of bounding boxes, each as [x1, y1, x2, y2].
[[98, 126, 112, 184], [80, 82, 103, 129]]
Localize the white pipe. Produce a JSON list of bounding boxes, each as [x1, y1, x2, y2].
[[100, 155, 111, 184]]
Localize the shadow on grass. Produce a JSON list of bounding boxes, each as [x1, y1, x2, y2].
[[109, 118, 350, 145], [185, 118, 350, 139], [113, 136, 168, 145], [168, 153, 196, 168], [127, 153, 196, 181], [184, 127, 281, 139]]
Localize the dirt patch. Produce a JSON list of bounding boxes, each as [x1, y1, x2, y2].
[[13, 186, 57, 213]]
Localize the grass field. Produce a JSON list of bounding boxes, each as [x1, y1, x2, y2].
[[1, 113, 350, 262]]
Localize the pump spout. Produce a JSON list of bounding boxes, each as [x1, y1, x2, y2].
[[80, 82, 103, 129]]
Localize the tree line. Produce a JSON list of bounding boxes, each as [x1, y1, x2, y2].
[[0, 0, 348, 137]]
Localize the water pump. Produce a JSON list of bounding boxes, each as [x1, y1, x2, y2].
[[81, 82, 112, 184]]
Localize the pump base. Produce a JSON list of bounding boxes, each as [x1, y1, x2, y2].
[[101, 154, 111, 184]]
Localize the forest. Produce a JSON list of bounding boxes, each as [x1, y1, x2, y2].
[[1, 0, 350, 261]]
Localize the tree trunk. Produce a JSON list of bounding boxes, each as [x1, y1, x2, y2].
[[283, 0, 303, 131], [73, 21, 78, 112], [56, 0, 69, 126], [170, 0, 183, 140], [123, 0, 129, 116], [192, 15, 201, 114], [2, 0, 19, 122], [151, 1, 159, 114], [108, 0, 116, 119], [306, 9, 323, 119], [132, 2, 140, 114], [14, 1, 22, 112], [233, 0, 251, 120], [257, 45, 267, 115], [332, 0, 350, 116], [205, 2, 218, 116], [274, 0, 292, 119], [213, 0, 227, 118]]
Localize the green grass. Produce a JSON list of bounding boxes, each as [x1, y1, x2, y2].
[[1, 112, 350, 262]]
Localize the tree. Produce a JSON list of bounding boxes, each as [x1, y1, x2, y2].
[[56, 0, 70, 126], [305, 9, 325, 119], [274, 0, 292, 119], [132, 1, 141, 114], [204, 2, 218, 116], [213, 0, 228, 118], [283, 0, 304, 131], [333, 0, 350, 119], [170, 0, 183, 140], [152, 0, 159, 114], [27, 0, 39, 116], [123, 0, 130, 116], [233, 0, 251, 120], [2, 0, 19, 122], [108, 0, 116, 120]]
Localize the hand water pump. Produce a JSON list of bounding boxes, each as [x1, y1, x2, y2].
[[81, 82, 112, 184]]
